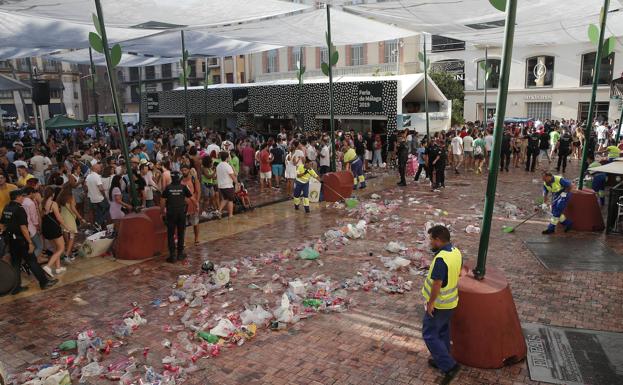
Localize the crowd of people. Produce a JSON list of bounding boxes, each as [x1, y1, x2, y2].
[[0, 116, 620, 294]]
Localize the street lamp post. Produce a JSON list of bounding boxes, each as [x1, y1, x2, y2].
[[473, 0, 518, 280], [326, 4, 336, 172], [579, 0, 611, 190], [423, 37, 430, 139], [93, 0, 139, 208]]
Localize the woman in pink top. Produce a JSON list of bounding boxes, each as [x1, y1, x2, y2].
[[241, 142, 256, 177]]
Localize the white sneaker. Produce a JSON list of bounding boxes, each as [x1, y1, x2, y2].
[[55, 267, 67, 274], [43, 265, 54, 277]]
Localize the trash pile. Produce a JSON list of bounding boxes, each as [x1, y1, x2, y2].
[[10, 306, 148, 385]]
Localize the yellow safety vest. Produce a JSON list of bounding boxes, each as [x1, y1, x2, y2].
[[343, 148, 357, 164], [544, 175, 563, 194], [296, 164, 318, 183], [422, 247, 462, 310]]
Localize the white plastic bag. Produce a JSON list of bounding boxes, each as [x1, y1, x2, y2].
[[80, 362, 103, 382], [385, 241, 407, 253], [214, 268, 231, 286], [288, 279, 306, 296], [273, 293, 294, 323], [384, 257, 411, 270], [210, 318, 236, 337], [240, 305, 273, 325]]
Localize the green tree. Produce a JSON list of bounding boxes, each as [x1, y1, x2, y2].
[[430, 71, 465, 125]]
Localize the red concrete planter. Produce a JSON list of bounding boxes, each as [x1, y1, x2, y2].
[[141, 207, 168, 255], [113, 213, 156, 260], [322, 171, 354, 202], [563, 188, 605, 232], [451, 262, 527, 369]]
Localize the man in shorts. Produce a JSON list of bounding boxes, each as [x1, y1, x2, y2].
[[462, 131, 474, 171], [259, 143, 272, 192], [216, 151, 238, 218], [270, 141, 285, 189]]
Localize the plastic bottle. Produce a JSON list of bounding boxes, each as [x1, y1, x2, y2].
[[302, 299, 323, 308], [196, 331, 219, 344]]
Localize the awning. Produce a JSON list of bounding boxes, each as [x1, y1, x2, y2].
[[0, 74, 31, 91], [44, 114, 90, 129], [589, 161, 623, 175], [0, 104, 18, 117], [345, 0, 623, 47], [48, 103, 65, 116], [46, 50, 181, 68]]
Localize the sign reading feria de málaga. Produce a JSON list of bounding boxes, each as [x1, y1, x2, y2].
[[357, 83, 383, 113], [146, 93, 159, 113]]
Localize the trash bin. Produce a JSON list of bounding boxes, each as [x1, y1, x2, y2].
[[606, 181, 623, 233]]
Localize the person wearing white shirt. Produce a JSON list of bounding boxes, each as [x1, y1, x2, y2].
[[85, 163, 108, 226], [319, 137, 331, 175], [215, 152, 238, 218], [450, 134, 463, 174], [29, 149, 52, 184], [173, 131, 185, 148], [462, 133, 474, 171], [484, 131, 494, 162], [596, 123, 608, 150], [206, 141, 221, 158], [306, 143, 318, 170]]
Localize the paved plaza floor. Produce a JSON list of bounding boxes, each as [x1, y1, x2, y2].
[[1, 160, 622, 385]]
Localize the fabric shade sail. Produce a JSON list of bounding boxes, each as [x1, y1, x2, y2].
[[345, 0, 623, 47], [115, 31, 282, 58], [0, 0, 309, 29], [45, 50, 181, 67], [0, 11, 161, 51], [209, 8, 416, 46]]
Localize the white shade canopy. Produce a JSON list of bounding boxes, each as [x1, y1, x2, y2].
[[0, 0, 309, 29], [345, 0, 623, 47], [118, 31, 282, 58], [45, 50, 181, 67], [210, 8, 416, 46], [0, 11, 160, 50]]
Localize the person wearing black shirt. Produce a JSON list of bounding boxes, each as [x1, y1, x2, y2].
[[270, 142, 285, 187], [427, 141, 439, 189], [364, 130, 374, 170], [354, 133, 366, 165], [1, 189, 57, 294], [435, 138, 447, 189], [556, 129, 572, 173], [525, 129, 540, 172], [396, 136, 409, 186], [500, 129, 512, 172], [538, 129, 550, 164], [160, 171, 192, 263]]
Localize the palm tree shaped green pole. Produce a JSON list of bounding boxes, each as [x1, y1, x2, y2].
[[91, 0, 139, 207], [181, 30, 191, 139], [88, 47, 99, 125], [579, 0, 612, 189], [321, 4, 339, 171], [474, 0, 517, 279]]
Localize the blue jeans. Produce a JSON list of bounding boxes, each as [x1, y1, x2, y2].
[[91, 200, 109, 227], [32, 233, 43, 257], [372, 149, 383, 167], [422, 308, 457, 372]]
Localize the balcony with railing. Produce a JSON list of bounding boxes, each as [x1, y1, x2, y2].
[[255, 62, 400, 82]]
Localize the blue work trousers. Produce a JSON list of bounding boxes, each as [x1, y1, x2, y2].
[[422, 308, 457, 373]]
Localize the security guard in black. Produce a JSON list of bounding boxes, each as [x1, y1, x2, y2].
[[161, 171, 192, 263], [1, 189, 56, 294]]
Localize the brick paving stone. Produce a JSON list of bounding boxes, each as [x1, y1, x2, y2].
[[0, 164, 622, 384]]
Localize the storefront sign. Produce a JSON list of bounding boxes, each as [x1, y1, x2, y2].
[[146, 93, 159, 113], [524, 95, 552, 100], [232, 88, 249, 112], [357, 83, 383, 113]]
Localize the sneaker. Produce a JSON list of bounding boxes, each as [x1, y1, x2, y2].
[[41, 279, 59, 290], [55, 267, 67, 274], [304, 206, 310, 213], [43, 265, 54, 277], [294, 204, 300, 211], [542, 228, 555, 235]]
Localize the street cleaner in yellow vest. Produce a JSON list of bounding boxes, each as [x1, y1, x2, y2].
[[541, 171, 573, 235], [343, 141, 366, 189], [294, 158, 319, 213], [422, 225, 462, 383]]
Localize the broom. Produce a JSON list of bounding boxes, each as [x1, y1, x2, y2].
[[321, 179, 359, 208], [502, 198, 547, 233]]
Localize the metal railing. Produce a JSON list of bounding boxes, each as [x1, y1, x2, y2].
[[255, 62, 400, 82]]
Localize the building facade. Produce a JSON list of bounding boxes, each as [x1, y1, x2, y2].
[[428, 41, 623, 123], [0, 58, 83, 124], [247, 37, 421, 83], [119, 56, 246, 116]]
